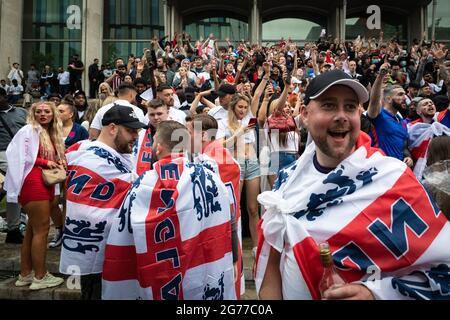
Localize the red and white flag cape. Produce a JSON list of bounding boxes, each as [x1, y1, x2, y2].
[[194, 141, 243, 297], [60, 141, 135, 276], [103, 155, 236, 300], [408, 121, 450, 179], [255, 133, 450, 300]]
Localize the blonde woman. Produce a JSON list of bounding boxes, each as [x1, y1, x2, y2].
[[216, 93, 260, 255], [5, 102, 65, 290], [98, 82, 114, 101]]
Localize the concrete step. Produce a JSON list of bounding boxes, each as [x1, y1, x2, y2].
[[0, 230, 258, 300], [0, 275, 81, 300]]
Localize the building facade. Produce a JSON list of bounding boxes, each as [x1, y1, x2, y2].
[[1, 0, 448, 90]]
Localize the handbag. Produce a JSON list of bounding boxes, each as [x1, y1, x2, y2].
[[267, 110, 297, 133], [42, 165, 66, 186]]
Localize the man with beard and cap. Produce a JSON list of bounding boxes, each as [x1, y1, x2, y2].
[[60, 105, 147, 300], [367, 63, 413, 166], [255, 69, 450, 301]]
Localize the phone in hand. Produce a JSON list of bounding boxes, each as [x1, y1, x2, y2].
[[248, 118, 258, 127]]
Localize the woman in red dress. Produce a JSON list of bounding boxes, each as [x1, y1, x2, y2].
[[6, 102, 66, 290]]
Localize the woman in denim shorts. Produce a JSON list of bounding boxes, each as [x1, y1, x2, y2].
[[217, 94, 260, 254], [258, 81, 302, 188]]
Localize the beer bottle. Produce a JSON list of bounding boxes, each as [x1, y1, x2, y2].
[[318, 242, 346, 298]]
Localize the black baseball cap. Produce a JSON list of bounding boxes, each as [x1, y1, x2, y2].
[[304, 70, 369, 105], [102, 105, 148, 129], [216, 83, 236, 97]]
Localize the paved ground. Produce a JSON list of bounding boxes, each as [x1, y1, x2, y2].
[[0, 227, 257, 300]]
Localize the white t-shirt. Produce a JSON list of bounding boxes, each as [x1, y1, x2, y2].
[[58, 71, 70, 85], [168, 107, 187, 125], [8, 85, 23, 95], [90, 99, 148, 131], [215, 110, 255, 144], [266, 117, 301, 153]]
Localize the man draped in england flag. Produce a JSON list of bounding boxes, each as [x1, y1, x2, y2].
[[60, 105, 147, 300], [407, 97, 450, 179], [186, 114, 244, 298], [256, 70, 450, 300], [103, 121, 236, 300]]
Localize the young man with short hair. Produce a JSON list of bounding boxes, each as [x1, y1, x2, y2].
[[103, 121, 237, 300]]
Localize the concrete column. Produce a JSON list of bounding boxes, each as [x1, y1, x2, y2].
[[409, 5, 427, 45], [82, 0, 103, 94], [0, 0, 24, 81], [250, 0, 261, 44], [329, 0, 346, 41]]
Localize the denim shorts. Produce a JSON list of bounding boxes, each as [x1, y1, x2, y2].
[[238, 158, 261, 181], [268, 152, 298, 175]]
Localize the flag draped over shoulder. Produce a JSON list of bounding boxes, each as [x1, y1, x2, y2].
[[103, 156, 236, 300], [60, 141, 135, 276], [408, 122, 450, 179], [132, 128, 154, 176], [255, 132, 450, 300], [195, 141, 243, 297]]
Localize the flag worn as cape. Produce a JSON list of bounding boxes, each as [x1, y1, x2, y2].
[[408, 121, 450, 179], [60, 140, 135, 276], [132, 127, 154, 176], [103, 155, 236, 300], [255, 132, 450, 300], [194, 141, 243, 297]]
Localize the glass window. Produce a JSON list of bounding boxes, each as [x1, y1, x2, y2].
[[263, 19, 321, 42], [22, 0, 82, 71], [22, 41, 81, 72], [184, 18, 248, 43], [428, 0, 450, 41], [346, 16, 407, 42], [103, 0, 165, 63], [23, 0, 83, 40], [103, 0, 164, 39]]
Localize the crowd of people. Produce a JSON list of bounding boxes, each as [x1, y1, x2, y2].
[[0, 30, 449, 300]]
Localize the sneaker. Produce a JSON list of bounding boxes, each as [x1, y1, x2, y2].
[[29, 272, 64, 291], [15, 272, 34, 287], [48, 228, 63, 248], [5, 228, 24, 244]]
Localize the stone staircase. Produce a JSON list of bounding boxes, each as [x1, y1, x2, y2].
[[0, 228, 257, 300]]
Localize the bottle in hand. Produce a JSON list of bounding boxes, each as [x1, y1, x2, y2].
[[318, 242, 346, 298]]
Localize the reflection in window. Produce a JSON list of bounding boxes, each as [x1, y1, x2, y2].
[[23, 0, 83, 40], [346, 17, 406, 41], [22, 41, 81, 72], [184, 17, 248, 43], [22, 0, 82, 71], [263, 19, 321, 42], [428, 0, 450, 41], [103, 0, 165, 39]]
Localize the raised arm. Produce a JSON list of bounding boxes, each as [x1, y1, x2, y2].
[[367, 62, 390, 119], [251, 62, 270, 116]]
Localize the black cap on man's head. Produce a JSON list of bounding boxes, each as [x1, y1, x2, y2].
[[102, 105, 148, 129], [304, 70, 369, 105], [216, 83, 236, 97]]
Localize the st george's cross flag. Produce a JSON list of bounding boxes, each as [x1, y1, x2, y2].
[[60, 140, 136, 276], [102, 155, 236, 300], [408, 121, 450, 179], [132, 127, 154, 176], [255, 132, 450, 300], [193, 141, 244, 297]]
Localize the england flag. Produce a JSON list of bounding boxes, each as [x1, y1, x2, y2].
[[60, 140, 136, 276], [255, 133, 450, 300], [103, 155, 236, 300]]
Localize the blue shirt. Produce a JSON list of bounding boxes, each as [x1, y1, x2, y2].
[[369, 108, 408, 160], [65, 122, 89, 149]]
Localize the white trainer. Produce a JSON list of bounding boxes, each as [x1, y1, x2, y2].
[[15, 272, 34, 287], [29, 272, 64, 291]]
